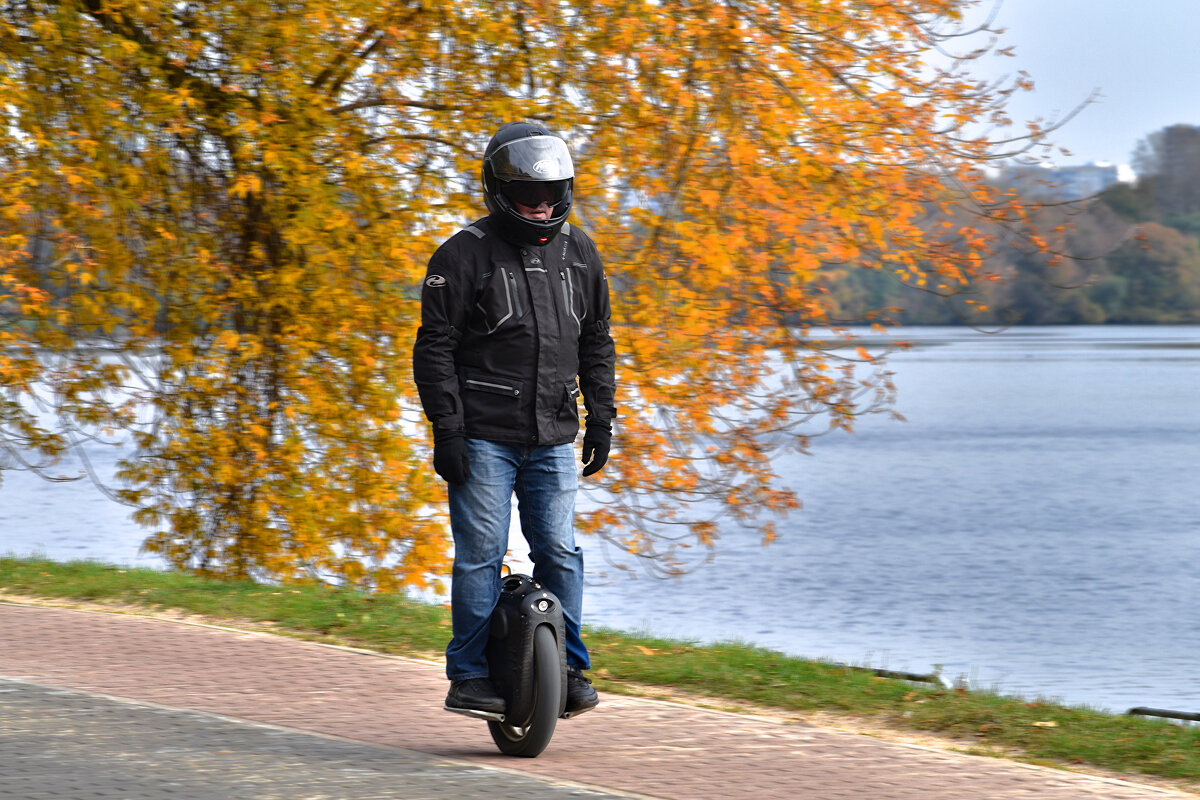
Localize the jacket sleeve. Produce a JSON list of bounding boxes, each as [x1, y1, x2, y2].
[[576, 236, 617, 424], [412, 243, 470, 433]]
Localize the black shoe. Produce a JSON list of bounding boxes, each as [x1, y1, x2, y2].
[[564, 666, 599, 716], [445, 678, 506, 714]]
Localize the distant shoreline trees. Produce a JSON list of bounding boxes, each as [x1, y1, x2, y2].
[[823, 123, 1200, 326]]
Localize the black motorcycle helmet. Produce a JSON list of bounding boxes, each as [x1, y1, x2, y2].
[[482, 122, 574, 246]]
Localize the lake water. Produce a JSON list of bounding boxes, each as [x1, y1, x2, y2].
[[3, 326, 1198, 714]]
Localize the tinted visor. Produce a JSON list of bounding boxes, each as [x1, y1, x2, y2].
[[487, 135, 574, 182], [500, 179, 570, 208]]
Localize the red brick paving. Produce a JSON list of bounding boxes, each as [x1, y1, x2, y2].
[[0, 602, 1191, 800]]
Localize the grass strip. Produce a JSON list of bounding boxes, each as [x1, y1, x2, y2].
[[3, 556, 1198, 788]]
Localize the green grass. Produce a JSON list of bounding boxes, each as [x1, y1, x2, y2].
[[3, 556, 1198, 790]]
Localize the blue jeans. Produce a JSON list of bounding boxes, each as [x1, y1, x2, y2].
[[445, 438, 590, 680]]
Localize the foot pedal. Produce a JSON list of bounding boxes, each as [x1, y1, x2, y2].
[[560, 704, 596, 719], [444, 705, 505, 723]]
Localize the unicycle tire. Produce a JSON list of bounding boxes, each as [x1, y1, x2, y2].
[[488, 624, 560, 757]]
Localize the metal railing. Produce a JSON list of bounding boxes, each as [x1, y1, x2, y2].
[[1127, 707, 1200, 723]]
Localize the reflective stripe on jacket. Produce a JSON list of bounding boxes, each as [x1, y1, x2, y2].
[[413, 216, 617, 445]]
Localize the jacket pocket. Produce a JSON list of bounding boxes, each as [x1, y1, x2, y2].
[[461, 371, 525, 433], [555, 379, 582, 433], [474, 268, 527, 334], [560, 265, 585, 332]]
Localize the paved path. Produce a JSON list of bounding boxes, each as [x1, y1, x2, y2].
[[0, 601, 1192, 800], [1, 680, 632, 800]]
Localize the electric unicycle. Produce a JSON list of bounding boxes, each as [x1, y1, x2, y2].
[[445, 573, 567, 757]]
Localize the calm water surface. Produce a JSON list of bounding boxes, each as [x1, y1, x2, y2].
[[3, 326, 1198, 714]]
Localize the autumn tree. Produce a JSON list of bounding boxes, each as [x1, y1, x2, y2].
[[1, 1, 1051, 584]]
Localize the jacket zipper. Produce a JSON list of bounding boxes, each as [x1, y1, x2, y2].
[[465, 378, 520, 396], [560, 269, 580, 332], [507, 270, 523, 317]]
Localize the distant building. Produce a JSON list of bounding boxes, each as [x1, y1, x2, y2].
[[996, 162, 1122, 202], [1155, 124, 1200, 177], [1144, 124, 1200, 215]]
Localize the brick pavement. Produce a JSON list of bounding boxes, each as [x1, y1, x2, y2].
[[0, 601, 1192, 800]]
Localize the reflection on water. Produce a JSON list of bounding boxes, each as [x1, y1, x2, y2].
[[3, 326, 1199, 713]]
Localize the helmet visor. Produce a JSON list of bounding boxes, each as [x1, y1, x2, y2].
[[487, 135, 574, 182], [500, 179, 571, 209]]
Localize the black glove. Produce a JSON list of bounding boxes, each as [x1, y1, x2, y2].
[[580, 420, 611, 477], [433, 430, 471, 485]]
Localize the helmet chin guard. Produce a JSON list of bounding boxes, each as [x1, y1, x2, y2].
[[483, 122, 575, 246]]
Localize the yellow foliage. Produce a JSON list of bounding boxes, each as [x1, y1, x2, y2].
[[0, 0, 1052, 584]]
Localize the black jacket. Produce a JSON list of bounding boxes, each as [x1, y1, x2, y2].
[[413, 216, 617, 445]]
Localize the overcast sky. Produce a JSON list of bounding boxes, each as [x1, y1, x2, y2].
[[960, 0, 1200, 170]]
